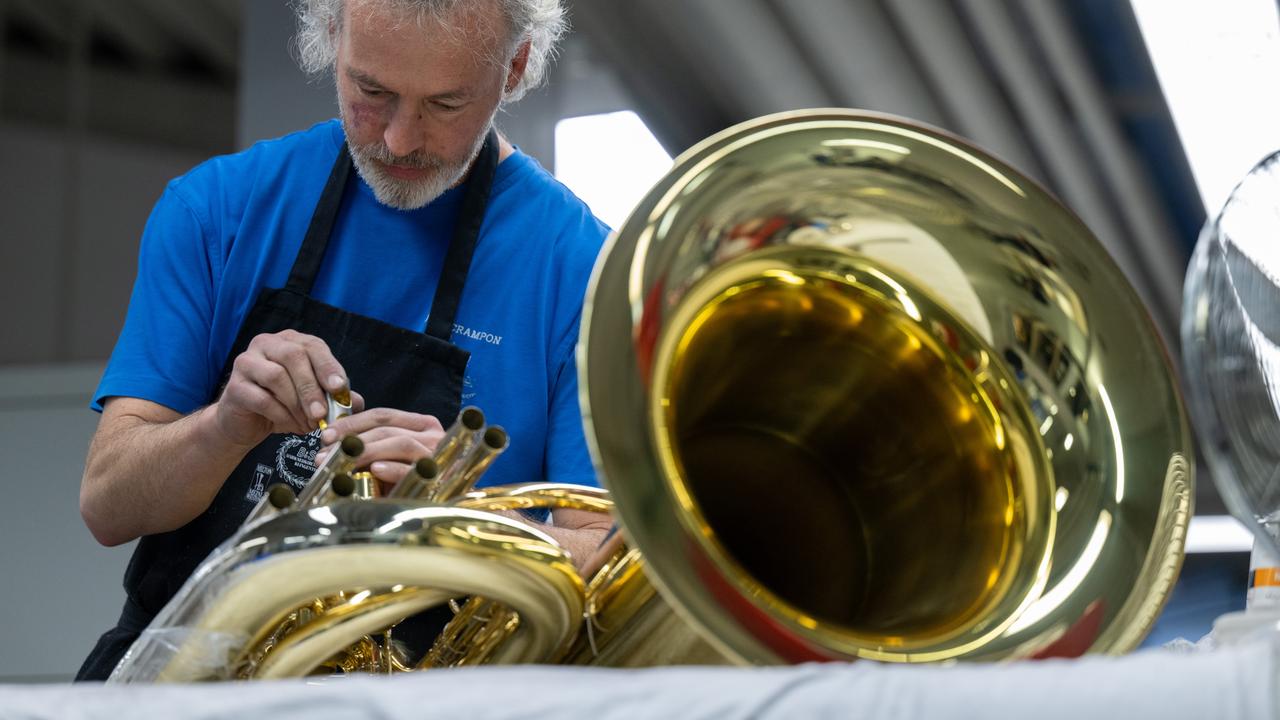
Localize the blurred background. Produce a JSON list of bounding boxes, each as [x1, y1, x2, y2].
[[1, 0, 1276, 681]]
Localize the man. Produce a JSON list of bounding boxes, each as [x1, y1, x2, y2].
[[76, 0, 612, 680]]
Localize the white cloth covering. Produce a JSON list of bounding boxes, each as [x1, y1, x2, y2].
[[2, 637, 1275, 720]]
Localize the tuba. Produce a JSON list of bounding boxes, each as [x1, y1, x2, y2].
[[111, 109, 1193, 680]]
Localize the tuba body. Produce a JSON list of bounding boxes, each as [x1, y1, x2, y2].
[[112, 109, 1193, 679]]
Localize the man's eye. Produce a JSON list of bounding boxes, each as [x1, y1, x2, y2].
[[360, 86, 387, 98], [433, 102, 463, 112]]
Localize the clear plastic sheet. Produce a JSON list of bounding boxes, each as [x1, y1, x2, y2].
[[110, 627, 250, 683], [105, 500, 581, 682], [108, 526, 276, 682]]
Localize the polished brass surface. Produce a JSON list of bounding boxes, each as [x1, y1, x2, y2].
[[652, 247, 1050, 654], [244, 483, 297, 525], [318, 388, 353, 431], [423, 484, 621, 668], [419, 598, 519, 668], [432, 406, 486, 470], [581, 109, 1193, 663], [387, 457, 439, 499], [347, 471, 379, 500], [429, 426, 511, 502], [110, 501, 584, 681], [108, 409, 568, 682], [296, 435, 363, 506]]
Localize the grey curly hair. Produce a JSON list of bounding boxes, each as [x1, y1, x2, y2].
[[293, 0, 567, 103]]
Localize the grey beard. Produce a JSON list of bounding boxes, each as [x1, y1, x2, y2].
[[341, 119, 491, 211]]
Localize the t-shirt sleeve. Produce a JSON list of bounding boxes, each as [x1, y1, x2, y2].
[[93, 185, 219, 414], [543, 315, 600, 488]]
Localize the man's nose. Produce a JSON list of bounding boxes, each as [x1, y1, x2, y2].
[[383, 102, 425, 158]]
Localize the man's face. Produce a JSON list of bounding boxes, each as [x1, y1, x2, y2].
[[334, 0, 519, 210]]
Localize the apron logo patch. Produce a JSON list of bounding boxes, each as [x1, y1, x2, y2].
[[245, 464, 274, 503], [275, 432, 321, 489], [245, 461, 276, 502]]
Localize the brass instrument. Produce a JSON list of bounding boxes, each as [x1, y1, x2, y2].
[[581, 109, 1191, 663], [110, 109, 1192, 680]]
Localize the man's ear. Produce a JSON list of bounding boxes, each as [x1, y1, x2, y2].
[[504, 40, 531, 94]]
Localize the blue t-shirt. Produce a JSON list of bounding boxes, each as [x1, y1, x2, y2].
[[95, 120, 610, 489]]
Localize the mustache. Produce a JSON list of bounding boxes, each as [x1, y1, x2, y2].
[[351, 141, 442, 171]]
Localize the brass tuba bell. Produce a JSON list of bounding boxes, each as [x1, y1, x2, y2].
[[579, 108, 1193, 663], [111, 109, 1194, 679]]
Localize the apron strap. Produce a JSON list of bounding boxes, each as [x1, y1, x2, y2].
[[424, 129, 500, 341], [286, 144, 353, 294], [284, 129, 500, 338]]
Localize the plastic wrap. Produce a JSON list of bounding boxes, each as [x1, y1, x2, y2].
[[106, 501, 583, 682]]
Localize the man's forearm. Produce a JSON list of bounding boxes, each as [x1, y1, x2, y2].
[[487, 509, 612, 572], [534, 523, 612, 571], [500, 508, 613, 572], [80, 402, 257, 546]]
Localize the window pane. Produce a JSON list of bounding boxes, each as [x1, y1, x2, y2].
[[555, 111, 673, 229], [1131, 0, 1280, 214]]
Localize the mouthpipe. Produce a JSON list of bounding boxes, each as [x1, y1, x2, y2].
[[244, 483, 297, 524], [296, 435, 364, 506]]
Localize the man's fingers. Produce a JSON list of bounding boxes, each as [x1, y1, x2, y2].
[[224, 381, 306, 435], [260, 338, 328, 428], [233, 353, 310, 432], [338, 425, 438, 449], [354, 434, 435, 471], [317, 428, 437, 467], [320, 408, 441, 445], [297, 334, 348, 396], [239, 331, 349, 433], [369, 460, 412, 485]]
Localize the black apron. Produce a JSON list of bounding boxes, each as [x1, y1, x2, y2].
[[76, 131, 500, 681]]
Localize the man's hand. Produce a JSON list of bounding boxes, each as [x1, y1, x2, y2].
[[319, 408, 445, 487], [81, 331, 362, 546], [215, 330, 355, 446]]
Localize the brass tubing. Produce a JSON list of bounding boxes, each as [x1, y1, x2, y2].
[[433, 406, 486, 471], [244, 484, 297, 524], [296, 435, 364, 506], [431, 426, 509, 502], [312, 472, 357, 505], [458, 426, 509, 493], [349, 471, 380, 499], [388, 457, 440, 500], [419, 597, 518, 668]]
